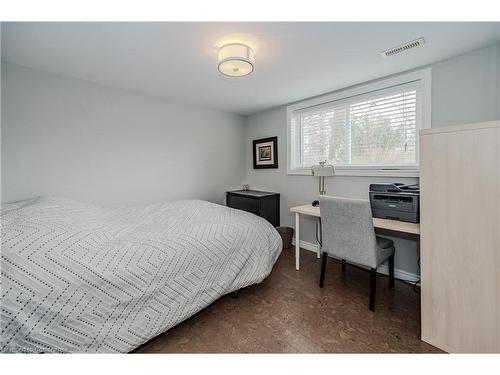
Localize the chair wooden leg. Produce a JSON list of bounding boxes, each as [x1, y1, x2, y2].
[[388, 254, 395, 289], [341, 259, 346, 272], [369, 268, 377, 312], [319, 252, 328, 287]]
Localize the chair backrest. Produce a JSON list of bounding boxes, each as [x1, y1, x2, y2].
[[319, 195, 378, 268]]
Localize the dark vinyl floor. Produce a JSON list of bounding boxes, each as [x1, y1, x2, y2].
[[134, 248, 442, 353]]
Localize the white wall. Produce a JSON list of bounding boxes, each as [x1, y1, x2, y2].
[[431, 43, 499, 127], [1, 63, 245, 206], [242, 43, 500, 277]]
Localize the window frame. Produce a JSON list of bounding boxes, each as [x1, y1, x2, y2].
[[286, 68, 432, 177]]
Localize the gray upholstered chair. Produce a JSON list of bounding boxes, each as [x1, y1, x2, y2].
[[319, 195, 395, 311]]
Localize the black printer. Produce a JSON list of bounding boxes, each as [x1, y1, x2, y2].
[[369, 183, 420, 223]]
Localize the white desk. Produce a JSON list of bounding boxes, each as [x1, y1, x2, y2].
[[290, 204, 420, 270]]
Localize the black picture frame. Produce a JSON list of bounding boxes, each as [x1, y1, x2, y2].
[[253, 136, 278, 169]]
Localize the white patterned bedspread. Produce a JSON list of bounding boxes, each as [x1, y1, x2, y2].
[[0, 197, 282, 353]]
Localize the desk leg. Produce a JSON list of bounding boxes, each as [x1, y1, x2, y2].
[[295, 212, 300, 271]]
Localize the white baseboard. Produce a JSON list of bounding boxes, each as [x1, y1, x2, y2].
[[292, 238, 319, 252], [291, 238, 419, 283]]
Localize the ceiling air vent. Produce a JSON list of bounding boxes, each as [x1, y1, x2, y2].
[[381, 38, 425, 57]]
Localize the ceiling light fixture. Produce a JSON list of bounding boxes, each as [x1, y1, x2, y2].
[[217, 43, 255, 77]]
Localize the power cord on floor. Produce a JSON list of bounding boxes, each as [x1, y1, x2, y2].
[[315, 220, 322, 247], [413, 256, 421, 294]]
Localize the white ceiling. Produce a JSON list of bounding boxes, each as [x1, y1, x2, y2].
[[2, 22, 499, 115]]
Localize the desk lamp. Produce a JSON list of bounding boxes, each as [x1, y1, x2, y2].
[[311, 161, 335, 206]]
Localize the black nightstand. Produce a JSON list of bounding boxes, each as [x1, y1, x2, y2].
[[226, 190, 280, 227]]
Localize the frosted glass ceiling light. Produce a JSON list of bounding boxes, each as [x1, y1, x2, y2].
[[217, 43, 255, 77]]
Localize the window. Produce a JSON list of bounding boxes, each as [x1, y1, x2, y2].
[[287, 69, 431, 176]]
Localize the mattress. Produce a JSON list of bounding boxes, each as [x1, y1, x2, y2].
[[0, 197, 282, 353]]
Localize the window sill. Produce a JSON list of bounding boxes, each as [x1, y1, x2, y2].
[[287, 168, 420, 178]]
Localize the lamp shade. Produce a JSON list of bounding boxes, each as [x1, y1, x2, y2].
[[311, 164, 335, 176], [218, 43, 255, 77]]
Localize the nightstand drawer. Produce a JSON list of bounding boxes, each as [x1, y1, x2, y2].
[[227, 195, 260, 215], [226, 190, 280, 227]]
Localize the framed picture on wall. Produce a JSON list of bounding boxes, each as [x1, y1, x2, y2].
[[253, 136, 278, 169]]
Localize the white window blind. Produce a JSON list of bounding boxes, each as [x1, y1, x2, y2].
[[288, 75, 428, 176]]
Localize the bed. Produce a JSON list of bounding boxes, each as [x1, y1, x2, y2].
[[0, 197, 282, 353]]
